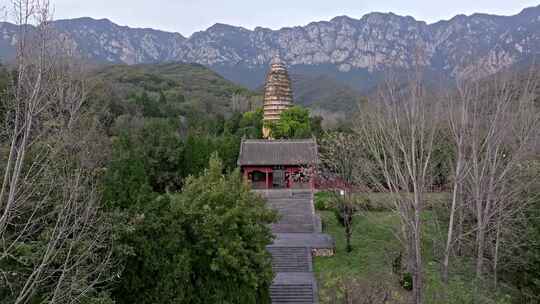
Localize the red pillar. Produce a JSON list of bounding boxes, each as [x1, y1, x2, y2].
[[313, 171, 317, 189], [287, 167, 294, 189]]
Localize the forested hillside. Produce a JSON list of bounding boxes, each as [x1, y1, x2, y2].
[[290, 73, 364, 113], [90, 63, 255, 124]]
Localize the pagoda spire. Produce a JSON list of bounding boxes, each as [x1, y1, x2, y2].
[[262, 58, 294, 138]]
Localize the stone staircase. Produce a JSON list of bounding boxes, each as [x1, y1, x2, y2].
[[256, 190, 333, 304], [269, 284, 315, 304], [268, 247, 312, 272], [269, 198, 315, 233], [268, 247, 316, 303], [270, 273, 317, 304]]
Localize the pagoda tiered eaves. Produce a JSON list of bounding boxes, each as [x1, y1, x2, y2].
[[262, 60, 294, 138]]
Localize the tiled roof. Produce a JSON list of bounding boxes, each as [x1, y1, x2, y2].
[[238, 139, 319, 166]]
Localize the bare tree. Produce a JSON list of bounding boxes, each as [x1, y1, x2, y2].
[[459, 70, 539, 281], [231, 93, 263, 113], [440, 80, 472, 283], [319, 132, 371, 253], [0, 1, 113, 303], [355, 74, 439, 304]]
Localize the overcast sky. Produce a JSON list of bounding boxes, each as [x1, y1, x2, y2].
[[3, 0, 540, 36]]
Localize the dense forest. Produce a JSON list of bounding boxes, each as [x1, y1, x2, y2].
[[1, 2, 540, 304], [0, 11, 322, 301]]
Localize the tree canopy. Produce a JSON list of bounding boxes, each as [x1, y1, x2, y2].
[[110, 155, 277, 304], [266, 106, 313, 139]]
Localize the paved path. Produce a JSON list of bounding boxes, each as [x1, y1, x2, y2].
[[255, 190, 334, 304]]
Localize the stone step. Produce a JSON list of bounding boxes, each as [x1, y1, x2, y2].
[[273, 210, 312, 216], [268, 247, 311, 272], [270, 284, 315, 304], [274, 222, 313, 227], [255, 190, 313, 200], [273, 207, 312, 212], [268, 198, 312, 204], [275, 216, 314, 223], [269, 206, 312, 212], [270, 233, 335, 249], [272, 224, 314, 234], [292, 192, 313, 199], [269, 202, 312, 208], [269, 201, 312, 206]]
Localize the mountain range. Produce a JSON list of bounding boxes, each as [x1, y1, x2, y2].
[[1, 5, 540, 111]]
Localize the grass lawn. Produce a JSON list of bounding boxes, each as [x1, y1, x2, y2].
[[314, 210, 410, 303], [314, 192, 450, 212], [313, 192, 513, 304], [314, 211, 399, 277]]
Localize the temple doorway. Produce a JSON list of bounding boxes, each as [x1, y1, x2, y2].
[[251, 170, 267, 189], [272, 169, 286, 188]]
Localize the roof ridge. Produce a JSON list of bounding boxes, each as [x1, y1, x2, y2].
[[238, 139, 319, 166]]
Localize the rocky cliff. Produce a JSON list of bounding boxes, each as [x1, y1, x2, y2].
[[1, 5, 539, 90]]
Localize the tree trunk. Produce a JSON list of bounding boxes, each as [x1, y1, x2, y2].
[[413, 206, 424, 304], [456, 186, 464, 257], [443, 143, 463, 283], [493, 215, 502, 288], [442, 175, 459, 283], [475, 221, 486, 279], [346, 227, 352, 253], [345, 209, 353, 253]]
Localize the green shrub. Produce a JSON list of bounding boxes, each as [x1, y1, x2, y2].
[[315, 192, 333, 211], [315, 197, 332, 211], [315, 199, 327, 211], [354, 194, 374, 211], [400, 272, 413, 291]]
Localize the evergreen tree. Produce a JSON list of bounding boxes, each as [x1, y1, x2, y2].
[[238, 108, 264, 138], [111, 155, 277, 304]]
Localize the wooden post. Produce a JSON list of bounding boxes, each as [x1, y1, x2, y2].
[[243, 168, 249, 183], [265, 170, 270, 189]]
